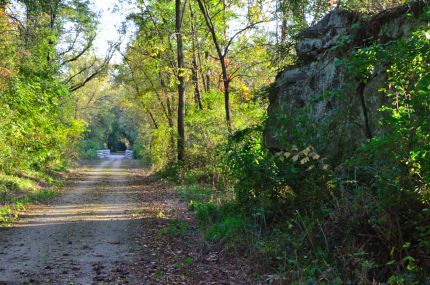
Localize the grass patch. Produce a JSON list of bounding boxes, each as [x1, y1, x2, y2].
[[177, 184, 211, 209], [158, 218, 189, 237], [0, 173, 37, 194], [0, 173, 59, 224], [176, 184, 248, 249]]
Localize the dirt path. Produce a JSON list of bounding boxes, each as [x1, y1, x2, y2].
[[0, 158, 254, 285], [0, 158, 144, 284]]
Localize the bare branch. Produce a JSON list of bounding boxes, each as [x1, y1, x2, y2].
[[58, 31, 81, 57], [69, 41, 119, 92], [61, 34, 96, 66], [224, 20, 266, 56], [64, 57, 97, 84], [5, 12, 25, 32]]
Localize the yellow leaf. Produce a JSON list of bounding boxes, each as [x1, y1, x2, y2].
[[155, 209, 165, 218]]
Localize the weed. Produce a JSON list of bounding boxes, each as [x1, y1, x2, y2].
[[158, 219, 189, 237]]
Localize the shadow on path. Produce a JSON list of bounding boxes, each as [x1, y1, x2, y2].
[[0, 158, 147, 284]]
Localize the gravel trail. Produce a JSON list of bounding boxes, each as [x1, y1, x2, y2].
[[0, 157, 144, 284]]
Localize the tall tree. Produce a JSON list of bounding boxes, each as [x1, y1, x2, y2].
[[125, 0, 183, 163], [195, 0, 265, 131], [189, 1, 203, 110], [176, 0, 186, 161]]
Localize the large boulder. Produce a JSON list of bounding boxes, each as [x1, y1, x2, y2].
[[265, 1, 429, 161]]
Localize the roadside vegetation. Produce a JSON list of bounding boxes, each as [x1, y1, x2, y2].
[[1, 0, 429, 284], [0, 172, 60, 223], [121, 1, 430, 283], [0, 1, 132, 216], [0, 1, 100, 218]]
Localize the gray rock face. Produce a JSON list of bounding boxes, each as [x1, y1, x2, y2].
[[295, 10, 358, 60], [265, 2, 428, 160]]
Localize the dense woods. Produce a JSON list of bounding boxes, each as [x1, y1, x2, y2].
[[1, 0, 430, 284]]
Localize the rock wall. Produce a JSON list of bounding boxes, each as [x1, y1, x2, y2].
[[265, 1, 429, 160]]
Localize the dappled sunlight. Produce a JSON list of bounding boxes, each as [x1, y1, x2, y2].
[[0, 159, 150, 284], [14, 160, 146, 227], [1, 0, 427, 283], [18, 203, 144, 226]]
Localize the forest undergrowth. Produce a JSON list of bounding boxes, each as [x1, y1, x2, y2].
[[1, 0, 429, 284], [159, 22, 430, 285]]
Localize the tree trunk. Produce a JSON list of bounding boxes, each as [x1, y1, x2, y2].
[[159, 73, 176, 160], [47, 1, 59, 62], [147, 108, 159, 129], [198, 50, 207, 93], [196, 0, 232, 130], [176, 0, 186, 161], [189, 2, 203, 109], [159, 73, 174, 128], [357, 81, 372, 140], [204, 51, 210, 92], [192, 55, 203, 109], [220, 56, 232, 132]]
